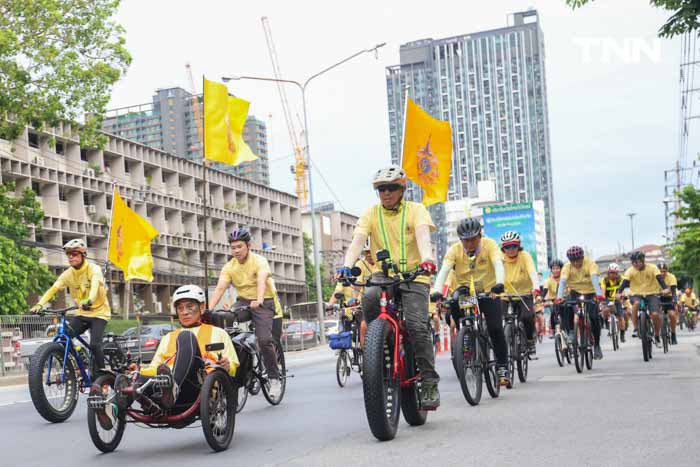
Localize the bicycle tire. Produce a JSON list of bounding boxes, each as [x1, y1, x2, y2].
[[400, 338, 427, 426], [554, 334, 564, 367], [516, 324, 528, 383], [662, 315, 669, 354], [236, 375, 249, 413], [261, 342, 286, 405], [362, 319, 400, 441], [336, 350, 349, 388], [454, 325, 482, 406], [87, 373, 126, 453], [483, 338, 500, 398], [584, 316, 593, 370], [28, 342, 79, 423], [201, 370, 236, 452], [640, 311, 650, 362], [503, 322, 515, 388], [573, 320, 584, 373], [611, 317, 619, 351]]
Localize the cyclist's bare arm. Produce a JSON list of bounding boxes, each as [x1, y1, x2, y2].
[[210, 274, 232, 310], [342, 233, 368, 269]]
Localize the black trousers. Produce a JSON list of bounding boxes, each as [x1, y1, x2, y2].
[[480, 297, 508, 366], [503, 296, 535, 341], [67, 316, 107, 370], [567, 292, 601, 346]]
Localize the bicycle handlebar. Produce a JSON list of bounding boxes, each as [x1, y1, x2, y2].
[[37, 306, 79, 316]]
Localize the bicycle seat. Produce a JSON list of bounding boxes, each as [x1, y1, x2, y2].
[[233, 332, 258, 353]]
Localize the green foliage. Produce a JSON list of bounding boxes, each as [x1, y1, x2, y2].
[[0, 0, 131, 147], [566, 0, 700, 38], [303, 233, 333, 302], [671, 185, 700, 284], [0, 182, 53, 314]]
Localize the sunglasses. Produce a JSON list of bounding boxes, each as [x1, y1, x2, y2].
[[377, 184, 402, 193], [66, 251, 83, 258], [503, 244, 519, 250]]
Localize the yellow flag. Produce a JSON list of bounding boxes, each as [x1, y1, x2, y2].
[[401, 98, 452, 206], [203, 78, 258, 166], [108, 189, 159, 282]]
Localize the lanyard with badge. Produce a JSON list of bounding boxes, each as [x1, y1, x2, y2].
[[377, 204, 407, 273]]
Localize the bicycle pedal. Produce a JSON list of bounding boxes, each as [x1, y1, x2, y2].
[[152, 375, 171, 387], [87, 395, 107, 410]]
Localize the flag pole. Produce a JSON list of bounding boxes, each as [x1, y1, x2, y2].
[[201, 75, 210, 307], [104, 183, 117, 312], [398, 84, 411, 167]]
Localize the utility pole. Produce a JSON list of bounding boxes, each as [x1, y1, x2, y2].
[[626, 212, 637, 251]]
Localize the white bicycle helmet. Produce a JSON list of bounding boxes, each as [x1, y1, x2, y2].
[[172, 285, 206, 310], [372, 165, 407, 189], [500, 231, 521, 247], [608, 263, 620, 273], [63, 238, 87, 255]]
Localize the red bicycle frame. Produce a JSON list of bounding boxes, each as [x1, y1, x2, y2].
[[376, 289, 418, 388]]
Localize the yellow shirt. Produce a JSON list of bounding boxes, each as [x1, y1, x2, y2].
[[443, 238, 502, 293], [446, 269, 458, 294], [145, 324, 239, 377], [503, 251, 536, 295], [354, 200, 436, 285], [269, 278, 283, 319], [660, 272, 677, 298], [543, 276, 561, 300], [561, 259, 598, 295], [679, 292, 698, 308], [220, 253, 275, 300], [38, 261, 110, 321], [622, 264, 662, 296], [354, 259, 374, 285], [600, 276, 623, 301], [333, 282, 355, 302]]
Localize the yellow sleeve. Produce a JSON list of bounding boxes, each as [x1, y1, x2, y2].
[[412, 203, 436, 232], [443, 244, 457, 266], [667, 274, 678, 287], [524, 252, 536, 273], [141, 333, 172, 375], [88, 264, 105, 303], [622, 267, 633, 281], [560, 263, 570, 280], [588, 260, 599, 276], [334, 282, 344, 293], [354, 207, 373, 237], [256, 255, 272, 275], [219, 262, 234, 285], [37, 272, 68, 307]]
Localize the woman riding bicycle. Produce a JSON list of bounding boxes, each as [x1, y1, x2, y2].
[[543, 259, 564, 339], [31, 239, 110, 374]]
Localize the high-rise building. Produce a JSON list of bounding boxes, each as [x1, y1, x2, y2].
[[103, 87, 270, 186], [386, 10, 556, 261]]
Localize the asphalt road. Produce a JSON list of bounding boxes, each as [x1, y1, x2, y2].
[[1, 330, 699, 467]]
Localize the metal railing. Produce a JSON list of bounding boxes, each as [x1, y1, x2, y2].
[[0, 315, 56, 375]]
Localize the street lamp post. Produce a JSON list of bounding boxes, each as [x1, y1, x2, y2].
[[222, 42, 386, 344], [627, 212, 637, 251]]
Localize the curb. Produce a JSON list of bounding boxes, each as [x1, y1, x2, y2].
[[0, 374, 27, 388]]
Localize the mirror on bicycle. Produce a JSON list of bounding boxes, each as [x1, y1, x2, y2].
[[375, 249, 390, 262], [350, 266, 362, 277], [205, 342, 225, 352]]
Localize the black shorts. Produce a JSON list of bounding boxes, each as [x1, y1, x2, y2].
[[659, 297, 675, 312]]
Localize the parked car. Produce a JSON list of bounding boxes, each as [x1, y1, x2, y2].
[[281, 321, 318, 351], [121, 324, 176, 363], [323, 319, 341, 336]]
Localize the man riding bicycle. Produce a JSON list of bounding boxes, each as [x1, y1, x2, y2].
[[500, 230, 540, 355], [600, 263, 628, 343], [328, 280, 360, 333], [125, 285, 238, 410], [679, 288, 698, 328], [336, 165, 440, 409], [543, 259, 564, 339], [210, 226, 282, 398], [555, 246, 606, 360], [616, 251, 669, 345], [31, 239, 110, 374], [431, 269, 458, 341], [433, 218, 511, 387], [658, 263, 679, 345]]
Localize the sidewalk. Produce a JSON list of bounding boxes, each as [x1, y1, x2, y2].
[[284, 345, 334, 369], [0, 374, 26, 388]]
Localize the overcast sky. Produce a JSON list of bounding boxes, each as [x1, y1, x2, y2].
[[110, 0, 684, 259]]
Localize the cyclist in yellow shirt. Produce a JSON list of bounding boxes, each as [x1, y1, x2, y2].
[[31, 239, 110, 373], [210, 227, 281, 398], [433, 218, 510, 387], [500, 231, 540, 355], [600, 263, 628, 342], [615, 251, 669, 345], [658, 263, 679, 345], [555, 246, 606, 360], [679, 288, 698, 328], [543, 259, 563, 339], [336, 165, 440, 408]]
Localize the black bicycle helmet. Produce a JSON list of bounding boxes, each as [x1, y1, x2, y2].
[[566, 246, 584, 260], [630, 250, 645, 262], [228, 226, 251, 243], [658, 262, 668, 271], [549, 259, 564, 269], [456, 218, 482, 240]]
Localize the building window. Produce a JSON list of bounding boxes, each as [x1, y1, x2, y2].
[[124, 160, 130, 173]]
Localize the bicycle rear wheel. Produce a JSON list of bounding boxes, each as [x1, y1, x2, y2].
[[362, 319, 400, 441], [585, 329, 593, 370], [573, 320, 584, 373], [503, 323, 515, 388], [554, 334, 564, 367], [400, 339, 427, 426], [483, 338, 500, 398], [262, 342, 286, 405], [662, 315, 670, 354], [611, 317, 619, 351], [516, 324, 528, 383], [640, 311, 650, 362], [336, 350, 350, 387], [455, 325, 482, 406]]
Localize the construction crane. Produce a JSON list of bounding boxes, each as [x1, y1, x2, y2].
[[261, 16, 308, 206]]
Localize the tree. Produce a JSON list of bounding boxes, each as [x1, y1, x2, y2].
[[0, 0, 131, 146], [303, 233, 333, 302], [566, 0, 700, 38], [671, 185, 700, 286], [0, 182, 54, 314]]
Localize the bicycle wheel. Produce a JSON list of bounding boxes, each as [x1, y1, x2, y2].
[[640, 311, 650, 362], [362, 319, 401, 441], [262, 342, 286, 405], [516, 324, 528, 383], [87, 374, 126, 453], [28, 342, 79, 423], [662, 315, 669, 354], [503, 322, 515, 388], [611, 318, 619, 351], [482, 338, 500, 398], [454, 325, 482, 406], [236, 374, 249, 414], [585, 329, 593, 370], [201, 370, 236, 452], [336, 350, 350, 388], [573, 320, 584, 373], [554, 334, 564, 367], [400, 339, 427, 426]]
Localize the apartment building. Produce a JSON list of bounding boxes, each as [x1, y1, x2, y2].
[[0, 122, 305, 313]]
